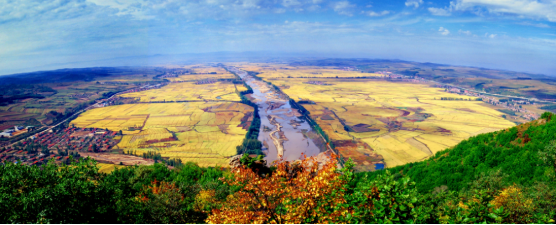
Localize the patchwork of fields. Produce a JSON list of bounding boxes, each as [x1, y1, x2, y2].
[[71, 102, 253, 167], [240, 64, 516, 169], [230, 63, 384, 79], [67, 65, 256, 167], [120, 82, 243, 102], [65, 63, 537, 170]]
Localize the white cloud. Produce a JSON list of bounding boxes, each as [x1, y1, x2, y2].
[[458, 29, 472, 35], [332, 1, 356, 16], [439, 27, 450, 35], [282, 0, 302, 7], [489, 33, 497, 38], [81, 0, 330, 20], [444, 0, 556, 22], [0, 0, 95, 22], [367, 10, 391, 17], [405, 0, 424, 8], [428, 7, 451, 16], [517, 21, 550, 28]]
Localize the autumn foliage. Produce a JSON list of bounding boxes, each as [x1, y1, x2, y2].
[[207, 153, 350, 223]]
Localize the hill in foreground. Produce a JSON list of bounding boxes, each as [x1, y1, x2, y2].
[[1, 113, 555, 223], [360, 112, 556, 193]]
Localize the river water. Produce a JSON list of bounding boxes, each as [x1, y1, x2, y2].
[[226, 66, 326, 163]]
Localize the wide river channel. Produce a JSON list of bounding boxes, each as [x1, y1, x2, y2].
[[226, 66, 327, 163]]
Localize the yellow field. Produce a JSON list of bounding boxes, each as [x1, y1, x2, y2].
[[164, 65, 237, 82], [238, 63, 516, 169], [167, 74, 237, 82], [97, 163, 125, 173], [71, 102, 254, 167], [120, 81, 242, 102], [231, 63, 384, 79], [191, 66, 230, 74]]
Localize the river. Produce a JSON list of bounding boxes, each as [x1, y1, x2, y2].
[[226, 66, 327, 163]]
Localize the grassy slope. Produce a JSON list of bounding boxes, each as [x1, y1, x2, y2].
[[358, 113, 556, 193]]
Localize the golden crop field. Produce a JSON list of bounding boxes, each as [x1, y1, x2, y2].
[[243, 64, 515, 169], [120, 81, 242, 102], [191, 66, 230, 74], [231, 63, 384, 79], [167, 74, 237, 82], [97, 163, 125, 173], [164, 64, 237, 82], [71, 102, 254, 167]]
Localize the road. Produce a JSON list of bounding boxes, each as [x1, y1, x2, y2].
[[7, 88, 141, 148]]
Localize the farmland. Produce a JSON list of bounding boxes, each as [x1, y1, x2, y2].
[[238, 64, 518, 170], [0, 67, 165, 133], [71, 102, 254, 167], [96, 163, 125, 173], [120, 81, 243, 102], [287, 59, 556, 102], [6, 63, 554, 171]]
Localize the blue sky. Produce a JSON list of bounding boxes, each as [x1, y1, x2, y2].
[[0, 0, 555, 76]]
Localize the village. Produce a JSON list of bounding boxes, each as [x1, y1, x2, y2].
[[442, 86, 540, 121], [0, 126, 34, 138], [158, 68, 191, 78], [0, 127, 119, 166]]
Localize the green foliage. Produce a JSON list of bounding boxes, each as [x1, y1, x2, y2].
[[360, 113, 556, 193], [0, 157, 233, 224], [541, 111, 553, 120], [538, 140, 556, 173], [2, 114, 556, 224], [234, 79, 263, 155], [345, 170, 424, 223], [0, 157, 114, 223]]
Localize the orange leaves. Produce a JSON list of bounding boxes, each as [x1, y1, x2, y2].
[[206, 153, 350, 224], [138, 179, 184, 202]]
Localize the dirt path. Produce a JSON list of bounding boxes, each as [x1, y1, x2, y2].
[[268, 115, 285, 157], [81, 152, 154, 166]]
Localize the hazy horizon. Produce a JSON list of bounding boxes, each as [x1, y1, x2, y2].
[[1, 0, 555, 76]]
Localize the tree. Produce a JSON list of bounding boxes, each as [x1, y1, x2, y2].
[[207, 153, 350, 223], [538, 140, 556, 174]]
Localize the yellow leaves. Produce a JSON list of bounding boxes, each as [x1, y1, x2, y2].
[[457, 201, 468, 210], [207, 153, 350, 224], [194, 190, 217, 212], [490, 185, 535, 223]]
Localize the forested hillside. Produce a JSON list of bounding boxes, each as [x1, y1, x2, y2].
[[0, 113, 555, 224], [361, 112, 556, 193]]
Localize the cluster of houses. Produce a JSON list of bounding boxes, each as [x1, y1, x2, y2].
[[337, 66, 359, 71], [0, 127, 119, 166], [104, 84, 164, 99], [160, 68, 190, 78], [444, 87, 540, 120], [195, 79, 217, 85], [69, 93, 95, 99], [306, 81, 329, 85], [98, 81, 130, 85], [0, 126, 32, 138]]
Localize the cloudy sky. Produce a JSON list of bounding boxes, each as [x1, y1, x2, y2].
[[1, 0, 555, 75]]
